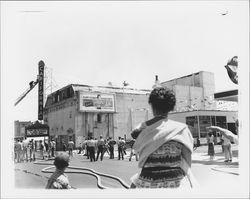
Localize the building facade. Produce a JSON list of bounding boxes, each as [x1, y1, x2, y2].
[[162, 71, 238, 144], [44, 84, 152, 150], [168, 110, 237, 144], [14, 120, 32, 140], [161, 71, 216, 111]]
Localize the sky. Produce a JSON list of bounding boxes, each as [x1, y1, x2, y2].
[[1, 1, 249, 122]]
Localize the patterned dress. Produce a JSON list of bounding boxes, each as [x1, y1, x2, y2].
[[46, 169, 71, 189], [133, 140, 188, 188]]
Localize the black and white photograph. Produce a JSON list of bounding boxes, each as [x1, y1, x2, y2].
[[1, 1, 249, 198]]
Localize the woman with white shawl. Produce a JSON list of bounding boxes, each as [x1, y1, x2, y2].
[[130, 87, 198, 188]]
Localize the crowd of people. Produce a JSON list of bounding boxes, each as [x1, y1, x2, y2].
[[14, 138, 56, 163], [75, 136, 138, 162], [13, 135, 139, 163]]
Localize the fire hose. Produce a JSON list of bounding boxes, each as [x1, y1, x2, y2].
[[34, 160, 130, 189]]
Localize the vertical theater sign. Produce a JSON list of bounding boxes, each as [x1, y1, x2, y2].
[[38, 60, 44, 121]]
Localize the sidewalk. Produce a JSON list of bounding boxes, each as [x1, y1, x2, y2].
[[192, 144, 239, 175]]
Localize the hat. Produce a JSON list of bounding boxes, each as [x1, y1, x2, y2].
[[54, 152, 70, 169]]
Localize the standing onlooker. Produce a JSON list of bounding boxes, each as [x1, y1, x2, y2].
[[130, 87, 196, 188], [14, 140, 22, 163], [50, 139, 56, 157], [82, 139, 88, 156], [20, 140, 24, 162], [207, 132, 215, 160], [44, 141, 49, 152], [129, 139, 139, 161], [22, 138, 29, 162], [122, 138, 127, 155], [62, 141, 67, 152], [46, 152, 72, 189], [44, 141, 49, 160], [78, 143, 82, 154], [29, 139, 36, 161], [108, 137, 116, 159], [86, 137, 90, 159], [222, 134, 232, 162], [94, 138, 98, 153], [103, 141, 110, 157], [68, 139, 74, 157], [48, 141, 52, 158], [96, 135, 105, 161], [118, 137, 125, 160], [39, 140, 45, 160], [88, 137, 96, 162], [220, 135, 224, 153]]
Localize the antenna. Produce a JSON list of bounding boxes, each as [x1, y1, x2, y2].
[[44, 66, 59, 101]]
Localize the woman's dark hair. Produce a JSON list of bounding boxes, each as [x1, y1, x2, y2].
[[148, 87, 176, 113], [54, 152, 69, 170]]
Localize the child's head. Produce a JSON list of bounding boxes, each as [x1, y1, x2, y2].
[[54, 152, 70, 170]]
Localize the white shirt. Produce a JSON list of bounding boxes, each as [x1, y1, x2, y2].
[[222, 135, 231, 145]]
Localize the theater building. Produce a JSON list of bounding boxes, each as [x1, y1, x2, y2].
[[43, 84, 152, 150]]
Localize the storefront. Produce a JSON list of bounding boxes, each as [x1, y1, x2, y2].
[[25, 121, 50, 151], [169, 110, 237, 145]]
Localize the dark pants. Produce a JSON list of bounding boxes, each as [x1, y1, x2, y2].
[[63, 146, 66, 152], [109, 146, 114, 159], [51, 147, 55, 157], [96, 146, 104, 161], [118, 147, 124, 160], [86, 146, 90, 159], [69, 148, 73, 157], [89, 146, 95, 162]]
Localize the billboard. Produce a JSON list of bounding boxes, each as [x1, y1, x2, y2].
[[26, 128, 49, 137], [79, 92, 115, 112]]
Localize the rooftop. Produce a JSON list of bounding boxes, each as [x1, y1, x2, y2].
[[214, 89, 238, 102], [71, 84, 151, 95]]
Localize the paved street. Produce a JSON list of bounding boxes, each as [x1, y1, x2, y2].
[[14, 144, 240, 190]]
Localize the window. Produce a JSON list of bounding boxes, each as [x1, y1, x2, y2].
[[199, 116, 212, 137], [211, 116, 216, 126], [97, 114, 102, 123], [216, 116, 227, 128], [67, 87, 72, 98], [186, 116, 198, 138], [62, 90, 67, 99]]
